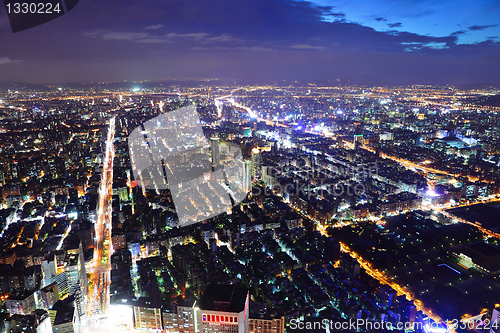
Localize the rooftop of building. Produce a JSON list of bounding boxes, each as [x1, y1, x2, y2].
[[199, 284, 248, 313], [134, 297, 164, 309], [53, 306, 74, 326]]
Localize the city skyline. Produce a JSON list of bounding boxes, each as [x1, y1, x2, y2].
[[1, 1, 500, 333], [0, 83, 500, 333]]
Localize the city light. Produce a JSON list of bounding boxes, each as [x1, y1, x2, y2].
[[0, 79, 499, 333]]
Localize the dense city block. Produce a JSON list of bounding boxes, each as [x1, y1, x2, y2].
[[0, 83, 499, 333]]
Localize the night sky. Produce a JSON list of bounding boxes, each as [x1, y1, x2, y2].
[[0, 0, 499, 85]]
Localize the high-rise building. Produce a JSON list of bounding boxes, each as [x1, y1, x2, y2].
[[52, 299, 80, 333], [162, 306, 178, 333], [353, 134, 363, 150], [54, 271, 68, 299], [177, 304, 195, 333], [40, 282, 60, 310], [197, 284, 250, 333], [341, 253, 360, 279], [251, 148, 261, 179], [249, 316, 285, 333], [354, 134, 363, 143], [79, 221, 95, 250], [108, 295, 134, 330], [11, 161, 18, 179], [65, 264, 83, 320], [5, 291, 37, 316], [112, 232, 127, 251], [78, 242, 87, 318], [133, 297, 163, 331], [211, 137, 221, 166], [41, 254, 57, 287], [243, 160, 252, 193], [408, 305, 417, 326], [64, 245, 87, 322], [65, 260, 79, 291], [261, 166, 276, 188], [3, 309, 52, 333], [243, 127, 252, 138], [378, 285, 396, 309]]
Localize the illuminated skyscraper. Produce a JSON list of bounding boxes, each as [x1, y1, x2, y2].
[[64, 244, 87, 322], [243, 127, 252, 137], [251, 148, 261, 179], [211, 137, 220, 166], [78, 243, 87, 301], [41, 254, 57, 287], [243, 160, 252, 193]]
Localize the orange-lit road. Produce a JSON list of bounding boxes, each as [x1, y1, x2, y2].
[[379, 152, 456, 177], [86, 115, 116, 324], [339, 242, 448, 327], [222, 95, 463, 182], [216, 96, 289, 128], [438, 200, 500, 241], [342, 140, 461, 179], [309, 220, 453, 330], [222, 96, 458, 330], [206, 94, 492, 331], [223, 94, 473, 183]]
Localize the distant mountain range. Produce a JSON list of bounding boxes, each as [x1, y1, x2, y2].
[[0, 77, 498, 92], [0, 81, 50, 91]]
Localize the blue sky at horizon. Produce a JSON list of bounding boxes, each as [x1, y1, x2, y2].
[[311, 0, 499, 44]]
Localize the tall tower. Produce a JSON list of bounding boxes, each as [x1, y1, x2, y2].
[[251, 148, 261, 179], [78, 242, 88, 299], [65, 254, 85, 321], [78, 242, 88, 322], [243, 160, 252, 193], [211, 137, 220, 166]]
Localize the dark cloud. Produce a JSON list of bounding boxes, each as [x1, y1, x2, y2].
[[326, 13, 345, 17], [144, 24, 165, 30], [290, 44, 326, 50], [0, 56, 22, 65], [468, 24, 497, 31], [375, 17, 387, 22], [402, 10, 433, 18], [451, 30, 466, 36], [388, 22, 403, 28]]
